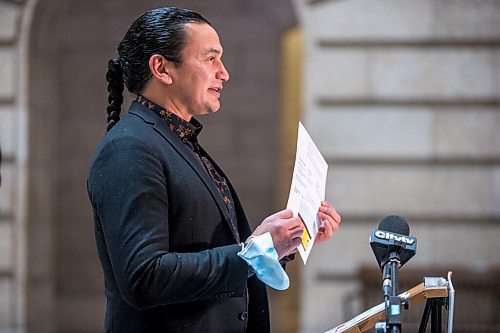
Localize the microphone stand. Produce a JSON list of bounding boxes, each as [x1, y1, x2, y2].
[[377, 252, 402, 333]]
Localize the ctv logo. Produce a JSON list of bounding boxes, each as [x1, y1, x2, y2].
[[374, 230, 415, 245]]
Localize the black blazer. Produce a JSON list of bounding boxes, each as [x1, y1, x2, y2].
[[87, 101, 269, 332]]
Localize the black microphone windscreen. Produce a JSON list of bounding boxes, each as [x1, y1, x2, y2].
[[378, 215, 410, 236]]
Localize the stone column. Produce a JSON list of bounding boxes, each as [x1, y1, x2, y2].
[[0, 0, 29, 332]]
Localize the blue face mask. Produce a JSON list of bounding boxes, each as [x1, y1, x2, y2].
[[237, 232, 290, 290]]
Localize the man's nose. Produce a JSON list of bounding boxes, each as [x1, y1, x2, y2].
[[217, 62, 229, 82]]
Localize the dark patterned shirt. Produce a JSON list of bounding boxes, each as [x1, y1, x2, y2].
[[136, 95, 240, 243]]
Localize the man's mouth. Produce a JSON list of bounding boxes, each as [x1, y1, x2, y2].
[[209, 87, 222, 96]]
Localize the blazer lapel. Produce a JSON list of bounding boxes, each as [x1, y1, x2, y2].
[[128, 102, 238, 242]]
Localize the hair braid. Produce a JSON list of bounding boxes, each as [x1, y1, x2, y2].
[[105, 58, 124, 132]]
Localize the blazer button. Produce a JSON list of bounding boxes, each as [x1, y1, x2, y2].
[[238, 311, 248, 321]]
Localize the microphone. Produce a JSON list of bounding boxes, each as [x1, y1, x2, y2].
[[369, 215, 417, 333], [370, 215, 417, 270]]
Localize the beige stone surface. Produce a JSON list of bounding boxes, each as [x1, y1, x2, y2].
[[307, 108, 434, 159], [306, 107, 500, 159], [0, 49, 16, 100], [0, 107, 17, 157], [0, 164, 15, 216], [308, 48, 498, 99], [496, 50, 500, 99], [434, 110, 500, 158], [327, 165, 496, 216], [372, 49, 497, 99], [305, 0, 433, 40], [306, 222, 375, 275], [0, 2, 20, 43], [307, 222, 500, 276], [434, 0, 500, 39], [306, 50, 370, 98], [305, 0, 500, 40], [0, 278, 12, 326], [0, 223, 12, 270], [300, 280, 360, 333], [412, 223, 500, 266]]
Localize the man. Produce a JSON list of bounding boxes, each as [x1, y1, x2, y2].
[[88, 7, 341, 333]]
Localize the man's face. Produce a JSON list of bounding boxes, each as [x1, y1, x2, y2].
[[168, 23, 229, 119]]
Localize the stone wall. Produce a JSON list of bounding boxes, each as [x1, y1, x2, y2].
[[0, 0, 29, 332], [296, 0, 500, 332]]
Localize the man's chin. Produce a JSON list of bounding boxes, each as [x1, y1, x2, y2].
[[207, 104, 221, 114]]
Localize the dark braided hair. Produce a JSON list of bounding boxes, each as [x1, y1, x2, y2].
[[106, 59, 124, 132], [105, 7, 211, 132]]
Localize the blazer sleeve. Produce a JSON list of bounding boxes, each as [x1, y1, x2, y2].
[[87, 135, 249, 310]]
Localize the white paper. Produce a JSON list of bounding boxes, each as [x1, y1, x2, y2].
[[286, 122, 328, 264]]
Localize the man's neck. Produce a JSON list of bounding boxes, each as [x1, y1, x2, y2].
[[141, 85, 192, 122]]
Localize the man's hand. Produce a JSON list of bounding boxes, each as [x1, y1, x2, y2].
[[315, 201, 341, 245], [249, 209, 304, 259]]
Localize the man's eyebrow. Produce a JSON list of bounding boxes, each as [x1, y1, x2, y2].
[[202, 47, 223, 55]]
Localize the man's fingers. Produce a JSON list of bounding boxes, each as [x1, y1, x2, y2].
[[314, 202, 343, 245], [290, 237, 302, 250], [320, 202, 342, 224], [275, 215, 302, 232], [289, 216, 304, 229], [323, 218, 334, 237], [276, 209, 294, 219], [332, 210, 341, 224], [289, 225, 305, 239]]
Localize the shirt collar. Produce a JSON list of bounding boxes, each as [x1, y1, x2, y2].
[[136, 95, 202, 142]]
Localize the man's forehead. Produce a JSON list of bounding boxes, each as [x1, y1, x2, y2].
[[183, 23, 220, 43], [183, 23, 223, 54]]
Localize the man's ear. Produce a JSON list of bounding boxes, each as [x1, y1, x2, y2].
[[148, 54, 173, 84]]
